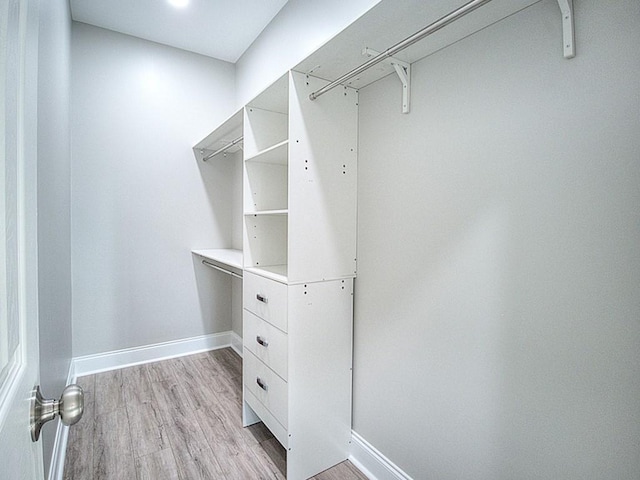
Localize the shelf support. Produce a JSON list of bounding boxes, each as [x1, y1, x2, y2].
[[557, 0, 575, 59], [363, 47, 411, 114]]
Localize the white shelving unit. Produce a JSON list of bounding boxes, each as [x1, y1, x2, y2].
[[241, 71, 358, 480], [192, 249, 243, 277], [192, 109, 243, 162], [192, 109, 244, 354]]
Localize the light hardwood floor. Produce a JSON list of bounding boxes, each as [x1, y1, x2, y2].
[[63, 348, 368, 480]]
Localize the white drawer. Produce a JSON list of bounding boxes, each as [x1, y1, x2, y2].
[[244, 350, 288, 429], [244, 310, 288, 381], [243, 271, 288, 332], [244, 388, 288, 449]]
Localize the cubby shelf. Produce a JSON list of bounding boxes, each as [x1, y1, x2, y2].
[[244, 265, 288, 284], [244, 140, 288, 165], [244, 210, 288, 216]]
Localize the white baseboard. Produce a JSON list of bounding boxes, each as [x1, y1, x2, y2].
[[73, 331, 234, 377], [230, 331, 243, 357], [350, 431, 413, 480]]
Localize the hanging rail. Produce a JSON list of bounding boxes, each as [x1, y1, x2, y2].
[[202, 260, 243, 279], [201, 135, 244, 162], [309, 0, 493, 102]]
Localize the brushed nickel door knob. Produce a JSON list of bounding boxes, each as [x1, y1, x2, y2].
[[30, 384, 84, 442]]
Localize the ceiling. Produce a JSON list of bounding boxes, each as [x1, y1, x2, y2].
[[69, 0, 289, 63]]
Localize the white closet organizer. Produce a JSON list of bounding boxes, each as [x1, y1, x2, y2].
[[242, 71, 358, 480], [192, 249, 243, 278], [191, 108, 244, 272], [192, 109, 244, 358]]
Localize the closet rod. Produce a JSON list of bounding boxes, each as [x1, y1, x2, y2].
[[202, 135, 244, 161], [202, 260, 243, 279], [309, 0, 492, 102]]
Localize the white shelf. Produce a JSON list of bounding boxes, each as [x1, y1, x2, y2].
[[192, 249, 243, 278], [192, 109, 243, 162], [244, 209, 288, 216], [244, 140, 288, 165], [245, 265, 288, 284]]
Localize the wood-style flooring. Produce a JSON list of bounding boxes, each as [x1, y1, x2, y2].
[[63, 347, 368, 480]]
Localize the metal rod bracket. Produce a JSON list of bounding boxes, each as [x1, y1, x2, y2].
[[363, 48, 411, 114], [200, 135, 244, 162], [557, 0, 575, 59]]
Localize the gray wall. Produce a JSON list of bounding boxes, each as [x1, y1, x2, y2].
[[37, 0, 72, 475], [353, 0, 640, 478], [71, 24, 237, 356]]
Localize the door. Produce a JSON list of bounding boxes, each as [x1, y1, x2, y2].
[[0, 0, 44, 478]]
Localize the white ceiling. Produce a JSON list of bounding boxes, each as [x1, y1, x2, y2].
[[69, 0, 289, 63]]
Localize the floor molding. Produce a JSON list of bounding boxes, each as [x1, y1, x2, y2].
[[349, 430, 413, 480], [73, 331, 234, 377], [230, 331, 243, 357]]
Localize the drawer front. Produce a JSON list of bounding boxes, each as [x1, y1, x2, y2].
[[244, 388, 288, 449], [244, 310, 288, 381], [244, 350, 288, 429], [243, 271, 288, 332]]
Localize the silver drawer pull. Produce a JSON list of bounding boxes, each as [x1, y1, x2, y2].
[[256, 293, 268, 303], [256, 377, 268, 391], [256, 336, 269, 347]]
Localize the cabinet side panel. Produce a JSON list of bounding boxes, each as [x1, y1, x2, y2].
[[287, 279, 353, 479], [288, 71, 358, 283]]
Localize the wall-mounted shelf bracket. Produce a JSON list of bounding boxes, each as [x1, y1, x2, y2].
[[363, 47, 411, 114], [556, 0, 575, 59]]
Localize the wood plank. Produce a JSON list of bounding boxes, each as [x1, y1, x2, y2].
[[188, 353, 243, 407], [208, 347, 242, 378], [313, 460, 369, 480], [151, 379, 196, 425], [93, 370, 123, 417], [135, 449, 180, 480], [93, 407, 136, 479], [252, 437, 287, 480], [127, 399, 170, 458], [170, 356, 220, 411], [194, 406, 275, 479], [243, 422, 275, 446], [63, 414, 94, 480], [122, 364, 155, 405], [146, 358, 178, 384], [166, 414, 226, 480]]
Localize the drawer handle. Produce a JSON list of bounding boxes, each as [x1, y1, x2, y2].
[[256, 336, 269, 347], [256, 377, 268, 392], [256, 293, 268, 304]]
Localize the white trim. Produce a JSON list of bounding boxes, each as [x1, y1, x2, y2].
[[73, 331, 233, 377], [230, 331, 243, 357], [47, 361, 76, 480], [349, 430, 413, 480]]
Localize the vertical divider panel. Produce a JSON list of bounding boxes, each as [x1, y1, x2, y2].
[[288, 71, 358, 284]]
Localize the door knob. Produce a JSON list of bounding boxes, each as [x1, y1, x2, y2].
[[30, 384, 84, 442]]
